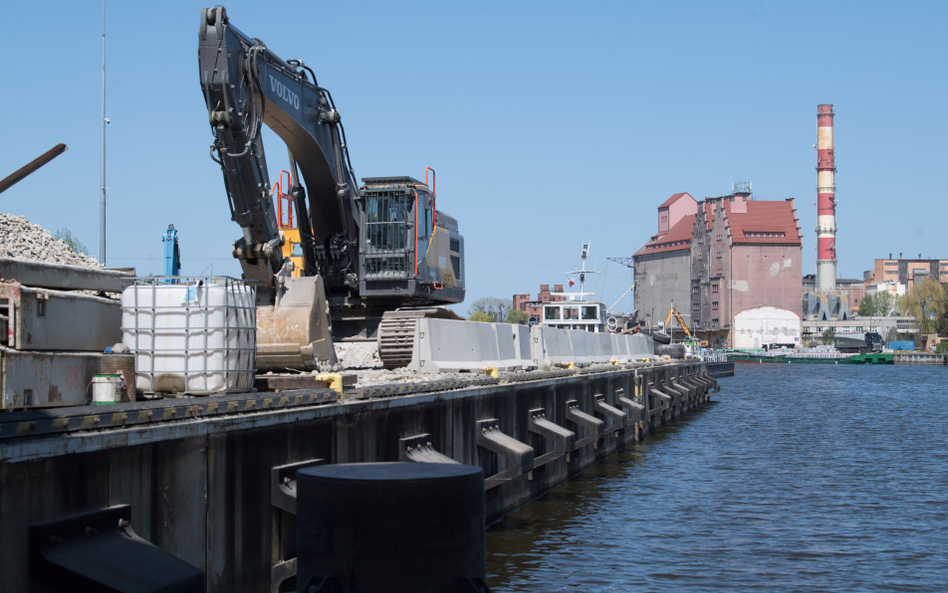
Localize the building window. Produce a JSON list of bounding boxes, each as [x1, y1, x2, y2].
[[712, 284, 718, 293], [712, 301, 719, 310]]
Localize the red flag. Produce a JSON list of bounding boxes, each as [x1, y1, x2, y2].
[[568, 279, 575, 287]]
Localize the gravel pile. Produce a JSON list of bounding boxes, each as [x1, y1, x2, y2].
[[0, 213, 102, 268], [346, 367, 473, 388]]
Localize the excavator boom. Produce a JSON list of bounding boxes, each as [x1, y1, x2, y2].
[[664, 306, 693, 339]]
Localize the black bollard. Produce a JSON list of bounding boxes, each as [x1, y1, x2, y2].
[[296, 462, 488, 593]]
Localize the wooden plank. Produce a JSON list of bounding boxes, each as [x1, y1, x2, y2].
[[254, 373, 357, 392]]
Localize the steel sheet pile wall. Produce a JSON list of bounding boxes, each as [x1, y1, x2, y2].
[[0, 361, 716, 593]]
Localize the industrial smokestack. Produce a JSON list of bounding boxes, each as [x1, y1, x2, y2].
[[816, 104, 837, 291]]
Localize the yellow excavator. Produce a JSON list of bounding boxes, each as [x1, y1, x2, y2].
[[664, 305, 709, 347]]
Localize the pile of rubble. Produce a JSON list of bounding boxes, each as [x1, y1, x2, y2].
[[334, 341, 383, 369], [0, 213, 102, 268], [331, 341, 473, 386], [347, 367, 470, 388]]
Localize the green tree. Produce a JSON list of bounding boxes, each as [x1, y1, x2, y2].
[[467, 297, 512, 323], [821, 328, 836, 345], [884, 326, 900, 344], [935, 341, 948, 353], [505, 310, 529, 325], [857, 293, 876, 317], [468, 312, 493, 323], [53, 228, 89, 255], [874, 291, 896, 317], [900, 278, 947, 335]]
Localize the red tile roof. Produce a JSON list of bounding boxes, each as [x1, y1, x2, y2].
[[728, 200, 801, 245], [699, 197, 801, 244], [658, 192, 691, 209], [635, 214, 696, 256]]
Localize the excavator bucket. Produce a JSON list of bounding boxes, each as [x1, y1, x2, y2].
[[256, 275, 336, 370]]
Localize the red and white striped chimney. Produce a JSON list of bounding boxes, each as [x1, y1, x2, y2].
[[816, 104, 837, 291]]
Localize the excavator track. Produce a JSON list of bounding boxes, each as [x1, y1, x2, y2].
[[377, 308, 462, 369]]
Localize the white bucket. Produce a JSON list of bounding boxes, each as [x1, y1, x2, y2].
[[92, 374, 122, 405]]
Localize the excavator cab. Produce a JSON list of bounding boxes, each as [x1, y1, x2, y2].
[[358, 176, 464, 304]]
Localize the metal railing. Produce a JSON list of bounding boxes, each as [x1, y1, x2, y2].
[[363, 192, 412, 280]]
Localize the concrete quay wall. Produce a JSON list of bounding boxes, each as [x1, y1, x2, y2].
[[0, 362, 716, 593]]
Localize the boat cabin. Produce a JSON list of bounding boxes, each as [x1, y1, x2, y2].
[[541, 301, 606, 332]]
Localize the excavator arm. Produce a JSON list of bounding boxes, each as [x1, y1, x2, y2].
[[198, 6, 361, 299], [664, 307, 694, 339], [198, 6, 355, 369]]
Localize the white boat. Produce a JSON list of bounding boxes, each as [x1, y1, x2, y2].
[[540, 242, 608, 333]]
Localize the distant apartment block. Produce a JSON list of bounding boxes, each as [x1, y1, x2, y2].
[[863, 254, 948, 292]]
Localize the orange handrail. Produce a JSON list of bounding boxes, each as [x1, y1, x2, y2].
[[272, 170, 294, 228]]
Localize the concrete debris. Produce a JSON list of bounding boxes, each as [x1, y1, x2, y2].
[[346, 367, 471, 388], [334, 341, 383, 370], [0, 213, 102, 269]]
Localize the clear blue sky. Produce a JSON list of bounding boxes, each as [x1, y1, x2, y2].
[[2, 1, 945, 314]]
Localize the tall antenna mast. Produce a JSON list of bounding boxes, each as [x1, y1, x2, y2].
[[565, 241, 600, 298], [99, 0, 107, 264]]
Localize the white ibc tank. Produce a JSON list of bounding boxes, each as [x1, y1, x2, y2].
[[122, 277, 256, 394]]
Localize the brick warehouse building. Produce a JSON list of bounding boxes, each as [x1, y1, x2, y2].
[[634, 184, 803, 348], [513, 284, 565, 320], [633, 192, 697, 329]]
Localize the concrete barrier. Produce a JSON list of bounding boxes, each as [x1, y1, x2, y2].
[[530, 325, 574, 367], [409, 319, 535, 373], [568, 330, 597, 365], [611, 334, 630, 362], [530, 326, 656, 367], [495, 324, 534, 371], [411, 321, 658, 373], [629, 334, 656, 359]]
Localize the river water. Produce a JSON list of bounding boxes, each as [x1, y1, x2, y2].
[[486, 364, 948, 592]]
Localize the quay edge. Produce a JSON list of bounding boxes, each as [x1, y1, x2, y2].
[[0, 360, 718, 593]]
